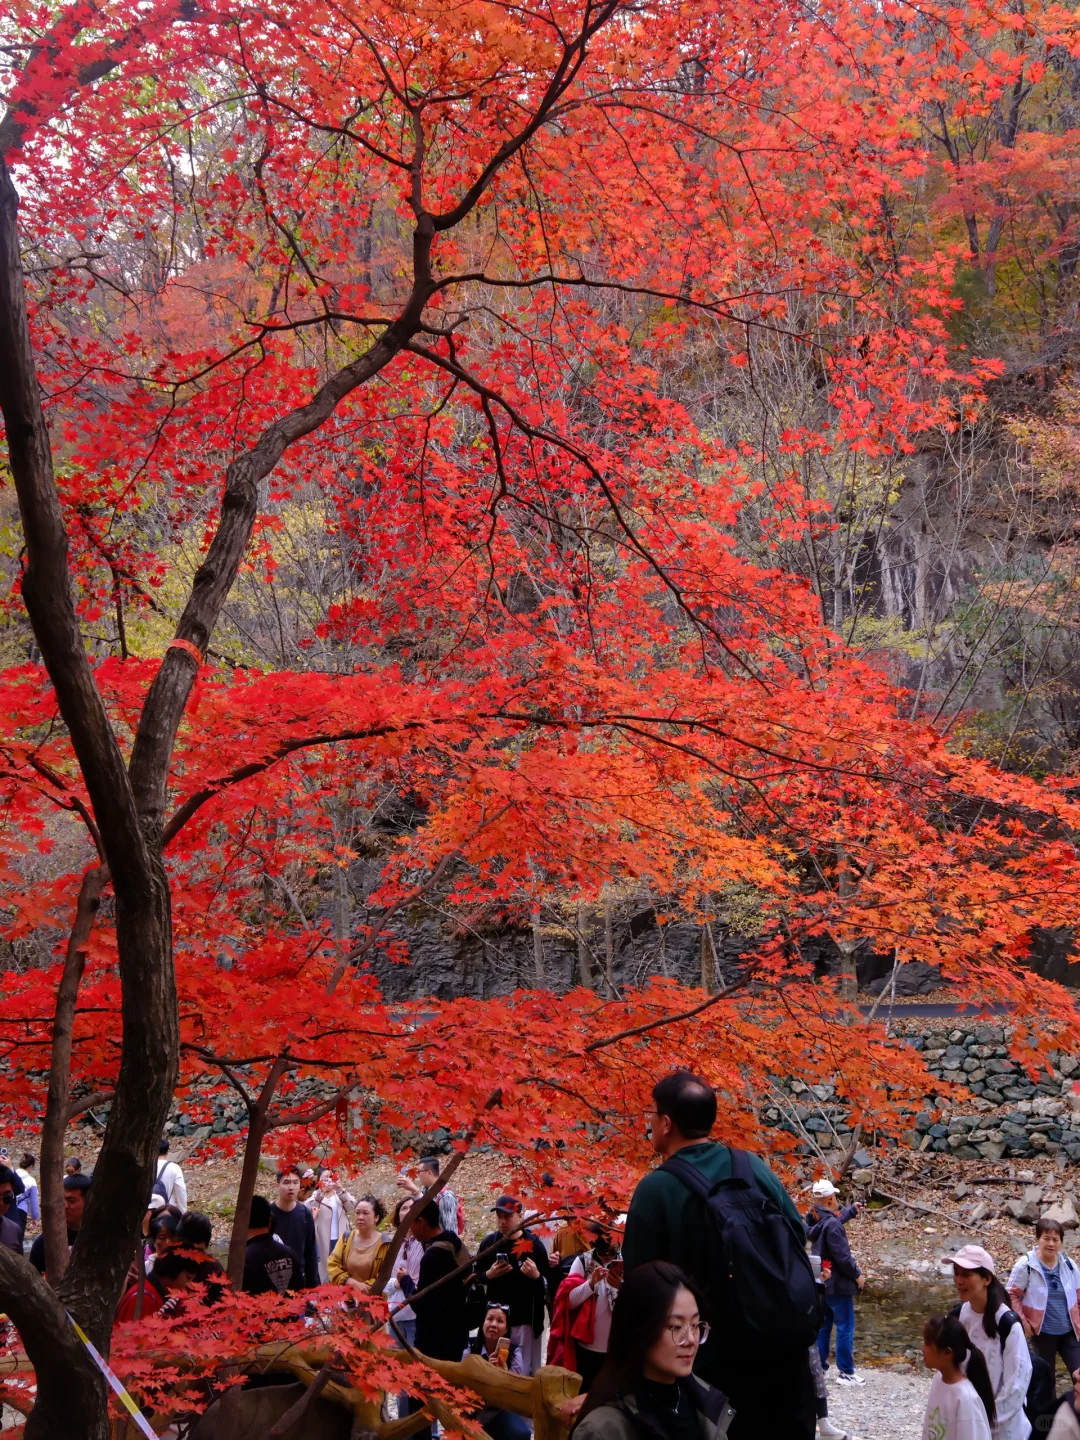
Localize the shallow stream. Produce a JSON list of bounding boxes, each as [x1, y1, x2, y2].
[[855, 1274, 955, 1365]]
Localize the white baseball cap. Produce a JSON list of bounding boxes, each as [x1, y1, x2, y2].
[[811, 1179, 838, 1199]]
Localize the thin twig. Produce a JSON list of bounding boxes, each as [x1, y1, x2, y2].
[[874, 1188, 982, 1233], [584, 962, 761, 1051]]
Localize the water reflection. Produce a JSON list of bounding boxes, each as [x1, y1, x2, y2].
[[857, 1275, 955, 1365]]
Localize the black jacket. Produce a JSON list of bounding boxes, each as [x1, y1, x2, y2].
[[807, 1204, 860, 1297], [476, 1227, 549, 1335], [243, 1233, 302, 1294], [29, 1227, 76, 1273], [269, 1202, 319, 1289], [574, 1375, 735, 1440], [413, 1229, 471, 1360]]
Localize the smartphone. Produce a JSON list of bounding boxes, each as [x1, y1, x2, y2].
[[495, 1337, 511, 1359]]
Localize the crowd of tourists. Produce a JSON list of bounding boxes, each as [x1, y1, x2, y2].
[[14, 1075, 1080, 1440]]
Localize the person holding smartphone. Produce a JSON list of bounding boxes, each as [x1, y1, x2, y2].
[[465, 1303, 530, 1440], [476, 1197, 550, 1375], [566, 1228, 623, 1391], [307, 1169, 356, 1283]]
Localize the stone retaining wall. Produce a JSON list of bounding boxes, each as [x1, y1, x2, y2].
[[904, 1025, 1080, 1160], [762, 1021, 1080, 1163]]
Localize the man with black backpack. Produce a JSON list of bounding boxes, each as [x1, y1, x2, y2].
[[623, 1070, 819, 1440]]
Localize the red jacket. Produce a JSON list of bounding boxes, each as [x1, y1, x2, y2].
[[546, 1272, 583, 1370]]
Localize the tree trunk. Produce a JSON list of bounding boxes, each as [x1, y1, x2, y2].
[[1, 145, 180, 1432], [41, 865, 104, 1282], [603, 900, 615, 995], [58, 863, 178, 1343], [834, 938, 859, 1002], [0, 1246, 105, 1440], [226, 1058, 289, 1286], [834, 847, 859, 1003], [576, 905, 593, 989], [532, 910, 544, 987], [699, 922, 716, 995]]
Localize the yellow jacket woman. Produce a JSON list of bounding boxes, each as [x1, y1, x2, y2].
[[328, 1194, 389, 1292]]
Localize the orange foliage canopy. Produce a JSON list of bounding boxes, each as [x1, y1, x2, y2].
[[3, 0, 1080, 1144], [3, 0, 1080, 1416]]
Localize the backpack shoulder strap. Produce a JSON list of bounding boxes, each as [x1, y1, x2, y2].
[[660, 1149, 751, 1195], [948, 1301, 1017, 1361], [659, 1154, 715, 1196], [728, 1148, 754, 1186]]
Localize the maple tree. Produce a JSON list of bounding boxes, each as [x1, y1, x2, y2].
[[5, 0, 1080, 1435]]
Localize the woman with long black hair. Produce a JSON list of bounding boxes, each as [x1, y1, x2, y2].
[[949, 1245, 1032, 1440], [572, 1261, 734, 1440]]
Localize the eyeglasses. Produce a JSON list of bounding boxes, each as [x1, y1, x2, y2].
[[667, 1321, 710, 1347], [0, 1191, 14, 1205]]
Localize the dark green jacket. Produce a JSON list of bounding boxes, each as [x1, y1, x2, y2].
[[622, 1141, 806, 1282]]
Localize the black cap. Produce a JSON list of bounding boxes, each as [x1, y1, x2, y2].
[[492, 1195, 522, 1214]]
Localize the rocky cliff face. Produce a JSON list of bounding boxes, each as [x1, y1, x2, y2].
[[355, 884, 1076, 1001], [365, 910, 718, 999]]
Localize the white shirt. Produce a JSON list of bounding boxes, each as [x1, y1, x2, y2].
[[922, 1373, 993, 1440], [156, 1157, 187, 1211], [15, 1169, 38, 1222], [568, 1252, 617, 1353], [385, 1235, 424, 1324], [957, 1303, 1031, 1440], [1049, 1403, 1080, 1440]]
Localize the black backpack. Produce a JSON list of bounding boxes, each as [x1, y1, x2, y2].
[[947, 1303, 1055, 1427], [151, 1174, 170, 1204], [660, 1149, 820, 1350]]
